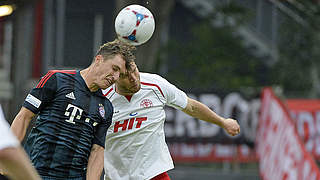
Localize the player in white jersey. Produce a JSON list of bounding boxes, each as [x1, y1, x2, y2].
[[102, 62, 240, 180], [0, 105, 41, 180]]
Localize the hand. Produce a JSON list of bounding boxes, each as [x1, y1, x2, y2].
[[222, 118, 240, 136]]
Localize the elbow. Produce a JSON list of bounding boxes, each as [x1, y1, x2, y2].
[[183, 98, 198, 115]]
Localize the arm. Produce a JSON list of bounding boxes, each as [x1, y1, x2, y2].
[[0, 147, 41, 180], [10, 107, 36, 142], [182, 97, 240, 136], [86, 144, 104, 180]]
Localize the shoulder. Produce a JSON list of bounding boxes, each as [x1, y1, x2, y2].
[[40, 70, 76, 81], [36, 70, 77, 89], [140, 72, 172, 89], [140, 73, 170, 98], [50, 70, 77, 78], [49, 70, 77, 86], [140, 72, 170, 88], [140, 72, 166, 82]]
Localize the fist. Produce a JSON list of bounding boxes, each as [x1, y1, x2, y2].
[[222, 118, 240, 136]]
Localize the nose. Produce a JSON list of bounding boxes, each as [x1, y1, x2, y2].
[[129, 73, 137, 82]]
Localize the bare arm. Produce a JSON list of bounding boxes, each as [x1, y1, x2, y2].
[[10, 107, 35, 142], [182, 97, 240, 136], [0, 147, 41, 180], [86, 144, 104, 180]]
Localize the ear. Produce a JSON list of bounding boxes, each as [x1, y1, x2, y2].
[[95, 55, 103, 64]]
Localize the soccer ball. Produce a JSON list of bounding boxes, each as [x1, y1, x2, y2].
[[115, 4, 155, 46]]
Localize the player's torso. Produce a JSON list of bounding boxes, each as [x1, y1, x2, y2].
[[103, 74, 176, 180], [27, 71, 112, 178], [106, 86, 166, 138], [36, 72, 109, 136]]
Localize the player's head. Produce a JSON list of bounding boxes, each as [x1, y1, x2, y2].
[[91, 39, 137, 90], [115, 62, 141, 95], [95, 39, 136, 71]]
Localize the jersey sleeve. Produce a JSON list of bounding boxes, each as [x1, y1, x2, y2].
[[157, 75, 188, 110], [22, 71, 57, 114], [92, 102, 113, 147]]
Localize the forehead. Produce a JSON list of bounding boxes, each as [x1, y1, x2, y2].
[[124, 62, 137, 75], [107, 54, 125, 67], [119, 62, 137, 77], [109, 54, 124, 63]]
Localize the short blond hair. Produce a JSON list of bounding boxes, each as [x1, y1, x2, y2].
[[95, 39, 136, 71]]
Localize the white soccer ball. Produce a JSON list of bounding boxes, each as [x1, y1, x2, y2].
[[115, 4, 155, 46]]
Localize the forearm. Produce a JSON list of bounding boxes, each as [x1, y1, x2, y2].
[[11, 118, 28, 142], [86, 144, 104, 180], [0, 147, 41, 180], [182, 98, 240, 136], [182, 98, 225, 127]]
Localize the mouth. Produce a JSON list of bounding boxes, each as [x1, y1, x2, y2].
[[131, 83, 140, 90], [129, 81, 137, 88]]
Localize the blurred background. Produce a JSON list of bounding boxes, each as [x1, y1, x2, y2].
[[1, 0, 320, 179]]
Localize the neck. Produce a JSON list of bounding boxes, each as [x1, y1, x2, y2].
[[80, 68, 99, 92]]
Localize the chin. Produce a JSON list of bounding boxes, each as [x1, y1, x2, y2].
[[102, 84, 111, 90]]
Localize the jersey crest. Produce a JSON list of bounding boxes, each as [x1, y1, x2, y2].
[[140, 99, 153, 108], [99, 104, 105, 118]]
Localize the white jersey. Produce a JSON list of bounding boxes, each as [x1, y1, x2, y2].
[[0, 105, 19, 150], [102, 73, 188, 180]]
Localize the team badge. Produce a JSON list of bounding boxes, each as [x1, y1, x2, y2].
[[98, 104, 105, 118], [140, 99, 153, 108]]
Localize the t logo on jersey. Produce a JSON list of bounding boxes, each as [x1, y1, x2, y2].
[[114, 117, 147, 133], [64, 104, 83, 124]]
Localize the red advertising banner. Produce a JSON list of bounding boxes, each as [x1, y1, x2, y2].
[[257, 88, 320, 180], [286, 99, 320, 160]]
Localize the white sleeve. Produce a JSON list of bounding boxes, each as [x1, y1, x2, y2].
[[0, 105, 19, 150], [157, 75, 188, 110]]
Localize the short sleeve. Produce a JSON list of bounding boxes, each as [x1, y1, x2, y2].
[[157, 75, 188, 110], [22, 71, 57, 114], [92, 102, 113, 147], [0, 105, 19, 150]]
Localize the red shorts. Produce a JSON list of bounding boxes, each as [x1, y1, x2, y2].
[[151, 172, 171, 180]]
